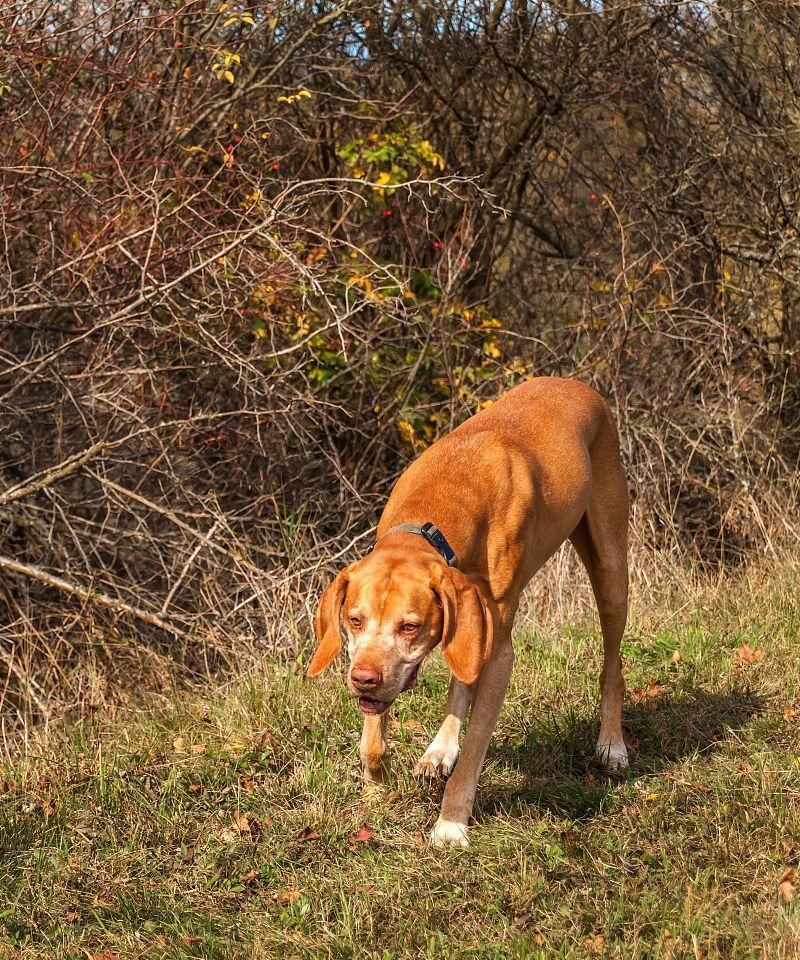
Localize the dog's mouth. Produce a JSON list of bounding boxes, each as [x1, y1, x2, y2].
[[357, 697, 392, 715], [357, 663, 421, 715]]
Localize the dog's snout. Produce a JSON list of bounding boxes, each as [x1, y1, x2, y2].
[[351, 664, 383, 690]]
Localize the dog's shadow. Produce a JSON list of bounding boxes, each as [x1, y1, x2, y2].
[[477, 687, 766, 821]]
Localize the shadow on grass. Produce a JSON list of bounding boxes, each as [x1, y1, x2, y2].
[[478, 686, 766, 821]]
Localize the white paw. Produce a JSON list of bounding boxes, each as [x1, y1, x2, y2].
[[430, 818, 469, 849], [413, 742, 459, 779], [596, 740, 629, 773]]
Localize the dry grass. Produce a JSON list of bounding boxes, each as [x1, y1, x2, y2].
[[0, 549, 798, 958]]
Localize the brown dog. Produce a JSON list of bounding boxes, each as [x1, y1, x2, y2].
[[307, 377, 629, 847]]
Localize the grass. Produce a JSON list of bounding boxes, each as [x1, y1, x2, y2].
[[1, 559, 800, 959]]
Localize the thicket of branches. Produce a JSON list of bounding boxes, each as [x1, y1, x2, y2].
[[1, 0, 798, 717]]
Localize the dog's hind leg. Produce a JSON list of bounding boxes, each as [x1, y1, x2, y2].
[[414, 677, 474, 779], [570, 429, 630, 773]]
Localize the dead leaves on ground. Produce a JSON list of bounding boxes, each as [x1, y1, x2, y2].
[[735, 642, 765, 666], [630, 681, 664, 710], [297, 822, 377, 853], [296, 825, 320, 843], [348, 823, 375, 852], [275, 888, 301, 906]]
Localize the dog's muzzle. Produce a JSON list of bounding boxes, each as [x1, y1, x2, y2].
[[356, 662, 420, 715]]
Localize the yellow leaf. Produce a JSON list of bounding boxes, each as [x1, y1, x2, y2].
[[218, 2, 230, 10], [397, 421, 415, 444], [223, 70, 235, 84]]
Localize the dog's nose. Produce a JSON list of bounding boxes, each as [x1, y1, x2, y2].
[[350, 665, 383, 690]]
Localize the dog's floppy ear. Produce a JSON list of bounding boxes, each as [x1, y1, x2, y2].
[[432, 566, 493, 685], [307, 569, 349, 676]]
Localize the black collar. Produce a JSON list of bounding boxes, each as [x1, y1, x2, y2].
[[371, 521, 458, 568]]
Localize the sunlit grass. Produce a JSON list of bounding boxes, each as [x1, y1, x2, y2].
[[1, 561, 799, 958]]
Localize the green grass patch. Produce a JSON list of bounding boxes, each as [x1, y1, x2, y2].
[[1, 566, 800, 958]]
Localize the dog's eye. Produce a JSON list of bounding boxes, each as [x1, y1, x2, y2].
[[348, 615, 362, 629], [400, 621, 420, 636]]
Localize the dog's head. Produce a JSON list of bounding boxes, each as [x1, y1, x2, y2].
[[306, 544, 493, 714]]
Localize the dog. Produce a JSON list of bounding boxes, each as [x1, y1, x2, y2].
[[307, 377, 629, 848]]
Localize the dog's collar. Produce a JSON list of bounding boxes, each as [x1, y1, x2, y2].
[[370, 521, 458, 568]]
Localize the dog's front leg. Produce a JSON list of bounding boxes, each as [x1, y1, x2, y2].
[[431, 641, 514, 849], [414, 677, 473, 779], [360, 711, 392, 784]]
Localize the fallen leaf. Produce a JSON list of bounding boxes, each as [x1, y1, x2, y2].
[[584, 772, 597, 787], [180, 844, 196, 863], [276, 889, 301, 905], [779, 868, 797, 904], [173, 737, 186, 754], [632, 682, 663, 703], [585, 934, 605, 954], [233, 811, 261, 839], [188, 783, 202, 794], [182, 936, 201, 946], [785, 707, 796, 723], [348, 823, 375, 851], [737, 643, 764, 665], [671, 649, 682, 663], [297, 826, 320, 843]]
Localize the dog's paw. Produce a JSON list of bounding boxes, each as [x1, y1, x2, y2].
[[363, 762, 392, 786], [430, 818, 469, 849], [596, 740, 629, 773], [413, 743, 459, 779]]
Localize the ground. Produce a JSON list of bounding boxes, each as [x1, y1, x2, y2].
[[1, 561, 799, 959]]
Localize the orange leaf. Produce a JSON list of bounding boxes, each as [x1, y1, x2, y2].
[[779, 868, 797, 904], [233, 811, 261, 839], [297, 826, 320, 843], [276, 889, 301, 905], [348, 823, 375, 851], [737, 643, 764, 665]]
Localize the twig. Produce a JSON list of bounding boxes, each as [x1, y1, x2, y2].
[[0, 555, 188, 639]]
